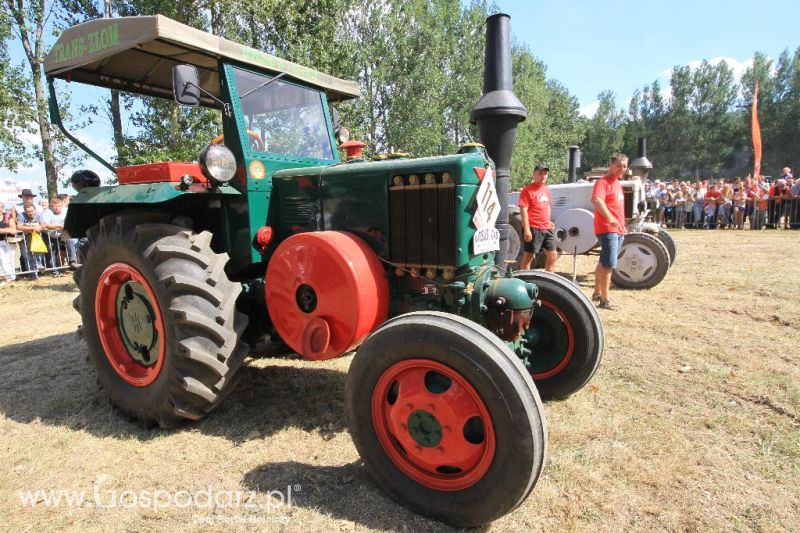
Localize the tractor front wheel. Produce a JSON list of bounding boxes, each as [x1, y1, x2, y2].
[[345, 312, 546, 527], [515, 270, 604, 400], [611, 232, 670, 289], [74, 213, 248, 428]]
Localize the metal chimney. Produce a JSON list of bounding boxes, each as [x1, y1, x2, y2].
[[567, 145, 581, 183], [470, 13, 527, 267], [629, 137, 653, 179]]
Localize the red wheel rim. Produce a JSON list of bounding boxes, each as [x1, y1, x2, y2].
[[94, 262, 166, 387], [371, 359, 495, 491], [530, 300, 575, 380]]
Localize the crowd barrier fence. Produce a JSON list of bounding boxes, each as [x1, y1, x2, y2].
[[0, 231, 79, 280], [646, 198, 800, 230]]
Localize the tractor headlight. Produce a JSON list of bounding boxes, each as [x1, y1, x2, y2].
[[335, 126, 350, 144], [199, 144, 237, 185]]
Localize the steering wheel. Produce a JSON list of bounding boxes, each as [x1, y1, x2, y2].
[[210, 130, 264, 152]]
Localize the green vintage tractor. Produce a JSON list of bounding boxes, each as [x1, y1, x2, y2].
[[45, 13, 603, 527]]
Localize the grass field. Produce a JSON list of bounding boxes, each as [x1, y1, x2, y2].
[[1, 230, 798, 532]]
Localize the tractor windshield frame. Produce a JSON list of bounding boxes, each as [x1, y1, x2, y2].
[[225, 63, 339, 165]]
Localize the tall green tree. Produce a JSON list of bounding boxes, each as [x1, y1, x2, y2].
[[33, 0, 588, 184], [58, 0, 125, 165], [0, 9, 35, 171], [741, 49, 800, 176], [687, 60, 738, 176], [108, 0, 220, 164], [579, 90, 626, 170], [3, 0, 59, 196]]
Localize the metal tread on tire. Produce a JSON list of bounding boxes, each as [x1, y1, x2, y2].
[[611, 231, 670, 290], [74, 212, 249, 428]]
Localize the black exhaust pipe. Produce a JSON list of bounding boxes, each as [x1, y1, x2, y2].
[[470, 13, 526, 267], [567, 145, 581, 183], [629, 137, 653, 179]]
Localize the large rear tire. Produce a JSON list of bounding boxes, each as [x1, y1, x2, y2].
[[656, 229, 677, 266], [346, 311, 546, 527], [74, 213, 248, 428], [611, 232, 670, 290], [515, 270, 603, 400]]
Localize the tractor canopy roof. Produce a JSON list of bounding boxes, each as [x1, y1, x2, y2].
[[44, 15, 360, 105]]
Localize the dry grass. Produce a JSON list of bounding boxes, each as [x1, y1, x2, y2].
[[1, 230, 798, 532]]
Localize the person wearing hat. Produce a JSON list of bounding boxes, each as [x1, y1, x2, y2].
[[18, 188, 36, 209], [517, 164, 557, 272], [15, 202, 44, 279]]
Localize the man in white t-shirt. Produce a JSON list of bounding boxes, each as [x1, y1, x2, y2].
[[40, 196, 68, 274]]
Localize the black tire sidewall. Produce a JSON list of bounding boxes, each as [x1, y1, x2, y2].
[[516, 271, 603, 399], [346, 316, 544, 527], [657, 229, 677, 265]]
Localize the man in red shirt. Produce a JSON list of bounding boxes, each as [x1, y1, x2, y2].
[[591, 153, 628, 310], [769, 179, 792, 229], [704, 182, 722, 228], [518, 164, 557, 271]]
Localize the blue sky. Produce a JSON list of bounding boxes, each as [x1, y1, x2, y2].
[[498, 0, 799, 115], [3, 0, 799, 193]]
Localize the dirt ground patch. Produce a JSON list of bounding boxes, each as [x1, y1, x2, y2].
[[1, 230, 798, 532]]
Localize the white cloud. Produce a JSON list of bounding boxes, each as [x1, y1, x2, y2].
[[579, 100, 599, 118], [658, 56, 756, 83]]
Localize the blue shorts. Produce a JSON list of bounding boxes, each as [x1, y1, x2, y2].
[[598, 233, 625, 268]]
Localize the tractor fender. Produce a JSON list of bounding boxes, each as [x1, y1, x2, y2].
[[64, 183, 240, 238]]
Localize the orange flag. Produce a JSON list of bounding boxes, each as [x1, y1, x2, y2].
[[751, 80, 761, 177]]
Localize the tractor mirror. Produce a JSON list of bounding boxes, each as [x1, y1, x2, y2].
[[172, 64, 200, 106]]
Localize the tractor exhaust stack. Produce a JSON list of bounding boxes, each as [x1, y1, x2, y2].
[[567, 145, 581, 183], [629, 137, 653, 180], [470, 13, 527, 267]]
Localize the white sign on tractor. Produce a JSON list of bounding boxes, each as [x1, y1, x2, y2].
[[472, 168, 501, 254]]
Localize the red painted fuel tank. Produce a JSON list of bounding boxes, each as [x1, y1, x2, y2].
[[265, 231, 389, 360]]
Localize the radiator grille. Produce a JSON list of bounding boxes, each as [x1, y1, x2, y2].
[[283, 196, 317, 225], [389, 173, 456, 270]]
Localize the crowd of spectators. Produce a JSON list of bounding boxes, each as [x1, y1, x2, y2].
[[0, 189, 78, 286], [643, 168, 799, 230]]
